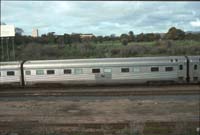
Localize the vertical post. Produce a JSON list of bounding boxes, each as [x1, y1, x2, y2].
[[6, 37, 9, 61], [1, 37, 4, 61], [12, 37, 15, 61]]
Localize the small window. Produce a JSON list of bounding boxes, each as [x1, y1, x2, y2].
[[92, 68, 100, 73], [64, 69, 72, 74], [47, 70, 55, 75], [194, 65, 197, 70], [25, 70, 31, 75], [7, 71, 15, 76], [165, 67, 173, 72], [36, 70, 44, 75], [75, 68, 83, 74], [151, 67, 159, 72], [193, 77, 198, 81], [133, 67, 140, 72], [179, 65, 183, 70], [104, 68, 112, 73], [121, 68, 129, 73]]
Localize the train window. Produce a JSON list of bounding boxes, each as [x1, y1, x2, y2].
[[151, 67, 159, 72], [47, 70, 55, 75], [92, 68, 100, 73], [194, 65, 197, 70], [179, 65, 183, 70], [64, 69, 72, 74], [121, 68, 129, 73], [165, 67, 173, 72], [7, 71, 15, 76], [193, 77, 198, 81], [133, 67, 140, 72], [75, 68, 83, 74], [104, 68, 112, 73], [25, 70, 31, 75], [36, 70, 44, 75]]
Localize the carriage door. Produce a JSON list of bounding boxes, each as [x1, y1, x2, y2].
[[94, 68, 112, 82]]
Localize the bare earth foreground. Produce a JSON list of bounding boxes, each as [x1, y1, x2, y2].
[[0, 94, 199, 134]]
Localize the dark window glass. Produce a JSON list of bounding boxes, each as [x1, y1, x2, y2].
[[193, 77, 198, 81], [194, 65, 197, 70], [92, 68, 100, 73], [121, 68, 129, 73], [64, 69, 71, 74], [25, 70, 31, 75], [151, 67, 159, 72], [47, 70, 55, 75], [7, 71, 15, 76], [179, 65, 183, 70], [165, 67, 173, 72]]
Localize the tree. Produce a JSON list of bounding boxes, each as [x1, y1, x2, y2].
[[96, 36, 103, 43], [71, 34, 81, 43], [63, 34, 71, 45], [164, 27, 185, 40], [121, 39, 128, 46], [120, 33, 129, 45], [128, 31, 135, 42], [136, 33, 144, 42], [46, 32, 56, 44]]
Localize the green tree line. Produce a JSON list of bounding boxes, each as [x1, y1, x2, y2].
[[13, 27, 200, 46]]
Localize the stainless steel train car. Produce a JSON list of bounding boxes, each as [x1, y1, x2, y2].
[[23, 56, 188, 85], [0, 61, 22, 85], [0, 56, 199, 86]]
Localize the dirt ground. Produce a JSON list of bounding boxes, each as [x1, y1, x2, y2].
[[0, 96, 199, 124]]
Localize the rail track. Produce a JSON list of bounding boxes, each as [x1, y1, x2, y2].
[[0, 84, 199, 97]]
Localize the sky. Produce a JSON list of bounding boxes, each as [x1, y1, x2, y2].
[[1, 1, 200, 36]]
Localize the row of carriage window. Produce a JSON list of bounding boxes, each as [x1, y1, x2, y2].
[[0, 65, 198, 76], [29, 67, 175, 75]]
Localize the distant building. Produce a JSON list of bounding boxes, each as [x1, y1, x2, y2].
[[80, 34, 94, 39], [32, 28, 39, 37]]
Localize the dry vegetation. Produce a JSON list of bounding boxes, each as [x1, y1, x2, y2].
[[14, 40, 200, 61], [0, 97, 199, 135]]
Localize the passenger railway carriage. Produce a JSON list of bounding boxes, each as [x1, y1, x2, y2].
[[0, 56, 199, 86], [0, 61, 22, 85], [23, 56, 188, 85]]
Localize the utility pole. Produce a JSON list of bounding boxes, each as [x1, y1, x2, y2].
[[1, 38, 4, 61], [6, 37, 9, 61], [12, 37, 15, 60]]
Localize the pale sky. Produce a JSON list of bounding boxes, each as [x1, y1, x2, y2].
[[1, 1, 200, 36]]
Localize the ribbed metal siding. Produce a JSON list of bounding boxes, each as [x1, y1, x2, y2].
[[0, 70, 21, 84], [188, 56, 200, 82], [112, 72, 178, 80], [24, 74, 95, 83]]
